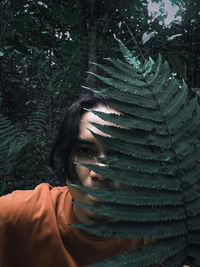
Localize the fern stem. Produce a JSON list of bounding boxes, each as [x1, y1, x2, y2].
[[145, 77, 190, 253]]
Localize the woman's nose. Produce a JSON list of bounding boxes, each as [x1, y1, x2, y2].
[[89, 156, 106, 181], [89, 169, 105, 181]]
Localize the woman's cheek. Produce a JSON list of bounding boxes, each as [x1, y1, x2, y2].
[[76, 165, 91, 186]]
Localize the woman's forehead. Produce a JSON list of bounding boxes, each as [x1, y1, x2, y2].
[[78, 105, 119, 140], [79, 113, 111, 140], [81, 105, 120, 125]]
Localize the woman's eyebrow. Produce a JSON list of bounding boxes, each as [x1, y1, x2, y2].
[[77, 139, 95, 146]]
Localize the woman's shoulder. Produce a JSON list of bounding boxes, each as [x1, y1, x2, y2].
[[0, 183, 68, 225]]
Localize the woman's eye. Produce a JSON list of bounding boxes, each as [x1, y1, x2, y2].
[[78, 147, 94, 157]]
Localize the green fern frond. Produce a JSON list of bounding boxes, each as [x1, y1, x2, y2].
[[84, 109, 169, 134], [142, 57, 155, 78], [115, 38, 141, 70], [188, 231, 200, 244], [145, 54, 162, 84], [167, 97, 197, 135], [88, 132, 174, 161], [74, 201, 186, 222], [182, 168, 200, 187], [104, 58, 141, 78], [185, 181, 200, 201], [158, 77, 179, 105], [72, 221, 186, 239], [78, 39, 200, 266], [172, 105, 200, 144], [187, 246, 200, 266], [0, 114, 26, 175], [87, 72, 150, 95], [163, 81, 188, 118], [74, 163, 180, 190], [83, 238, 186, 267], [71, 184, 183, 206], [104, 99, 163, 121], [85, 122, 171, 149], [188, 214, 200, 231], [158, 250, 187, 267], [28, 99, 49, 135], [0, 84, 53, 181], [82, 85, 157, 108], [90, 63, 146, 87], [147, 60, 170, 88], [95, 155, 176, 175]]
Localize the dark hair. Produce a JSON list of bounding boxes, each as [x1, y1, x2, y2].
[[49, 93, 107, 183]]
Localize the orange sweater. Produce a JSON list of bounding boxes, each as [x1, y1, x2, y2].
[[0, 183, 160, 267]]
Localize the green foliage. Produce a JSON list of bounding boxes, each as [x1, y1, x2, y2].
[[1, 0, 200, 188], [0, 0, 200, 264], [0, 82, 60, 193], [83, 237, 186, 267], [73, 39, 200, 266], [0, 0, 81, 191], [0, 114, 26, 173]]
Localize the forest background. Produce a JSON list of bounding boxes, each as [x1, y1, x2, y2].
[[0, 0, 200, 195]]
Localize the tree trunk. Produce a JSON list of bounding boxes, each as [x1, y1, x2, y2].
[[85, 0, 97, 88], [76, 0, 97, 88]]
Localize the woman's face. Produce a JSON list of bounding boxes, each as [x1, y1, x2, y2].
[[67, 105, 126, 224]]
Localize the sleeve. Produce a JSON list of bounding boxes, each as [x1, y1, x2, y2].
[[0, 190, 29, 224], [0, 184, 52, 266]]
